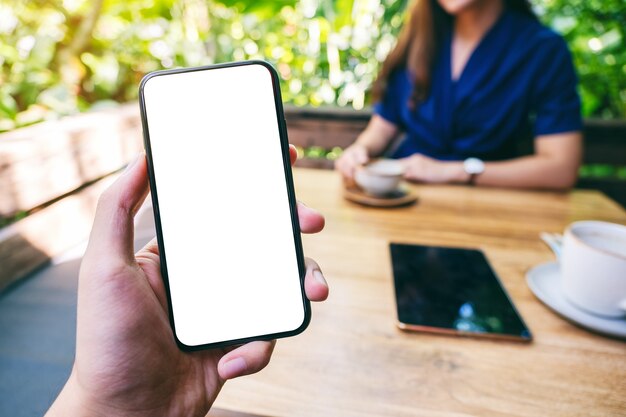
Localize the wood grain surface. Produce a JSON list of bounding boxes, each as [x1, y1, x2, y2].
[[213, 168, 626, 417]]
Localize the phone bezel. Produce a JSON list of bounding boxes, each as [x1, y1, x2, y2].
[[138, 60, 310, 351]]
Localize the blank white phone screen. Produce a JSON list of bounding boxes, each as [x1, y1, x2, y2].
[[142, 64, 305, 347]]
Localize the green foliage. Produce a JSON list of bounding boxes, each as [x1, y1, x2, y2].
[[533, 0, 626, 119], [0, 0, 623, 133], [579, 164, 626, 180], [0, 0, 405, 131]]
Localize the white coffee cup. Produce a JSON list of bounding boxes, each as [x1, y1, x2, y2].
[[560, 221, 626, 318], [354, 159, 405, 197]]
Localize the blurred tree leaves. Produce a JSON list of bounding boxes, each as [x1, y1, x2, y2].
[[533, 0, 625, 119], [217, 0, 297, 16], [0, 0, 623, 133]]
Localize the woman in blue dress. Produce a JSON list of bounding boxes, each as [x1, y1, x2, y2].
[[336, 0, 582, 189]]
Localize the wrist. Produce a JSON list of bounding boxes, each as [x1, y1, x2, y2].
[[462, 157, 485, 184], [46, 375, 102, 417], [46, 373, 202, 417], [449, 162, 471, 183], [351, 142, 370, 156]]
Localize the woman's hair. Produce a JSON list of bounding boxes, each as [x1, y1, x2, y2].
[[371, 0, 535, 107]]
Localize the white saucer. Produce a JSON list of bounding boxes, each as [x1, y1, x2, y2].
[[526, 262, 626, 339]]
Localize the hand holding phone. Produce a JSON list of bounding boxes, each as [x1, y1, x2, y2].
[[46, 147, 328, 417], [140, 61, 313, 349]]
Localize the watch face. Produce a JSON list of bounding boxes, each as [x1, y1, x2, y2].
[[464, 158, 485, 175]]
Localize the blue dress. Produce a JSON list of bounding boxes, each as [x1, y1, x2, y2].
[[373, 10, 582, 161]]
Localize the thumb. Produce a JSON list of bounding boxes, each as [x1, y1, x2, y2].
[[84, 154, 150, 267]]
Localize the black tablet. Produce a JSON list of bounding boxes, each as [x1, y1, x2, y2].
[[390, 243, 532, 342]]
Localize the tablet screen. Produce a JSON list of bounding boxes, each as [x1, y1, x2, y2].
[[390, 243, 531, 341]]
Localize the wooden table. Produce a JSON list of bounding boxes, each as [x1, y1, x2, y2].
[[213, 168, 626, 417]]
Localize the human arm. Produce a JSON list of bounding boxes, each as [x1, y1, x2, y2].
[[400, 131, 582, 189], [46, 145, 328, 417], [335, 115, 400, 180], [472, 131, 582, 189]]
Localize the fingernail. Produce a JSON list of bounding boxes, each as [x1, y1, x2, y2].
[[222, 357, 247, 378], [313, 270, 327, 287]]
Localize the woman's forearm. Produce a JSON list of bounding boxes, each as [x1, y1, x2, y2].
[[475, 154, 579, 189], [475, 132, 582, 190], [353, 114, 399, 156], [399, 132, 582, 189]]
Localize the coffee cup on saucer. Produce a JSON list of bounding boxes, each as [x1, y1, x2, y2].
[[354, 159, 405, 197], [557, 221, 626, 318]]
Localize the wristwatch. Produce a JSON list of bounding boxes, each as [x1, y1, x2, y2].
[[463, 157, 485, 184]]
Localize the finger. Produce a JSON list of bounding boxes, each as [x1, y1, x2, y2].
[[289, 144, 298, 166], [398, 157, 412, 168], [304, 257, 328, 302], [355, 147, 368, 165], [335, 159, 351, 180], [138, 237, 159, 256], [84, 154, 149, 266], [218, 340, 276, 380], [135, 238, 169, 311], [297, 201, 325, 233], [342, 174, 357, 190], [336, 154, 356, 180], [404, 169, 421, 182]]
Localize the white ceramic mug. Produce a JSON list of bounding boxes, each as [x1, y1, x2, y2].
[[354, 159, 405, 197], [560, 221, 626, 318]]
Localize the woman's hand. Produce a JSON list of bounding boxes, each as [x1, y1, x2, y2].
[[335, 143, 369, 182], [335, 115, 401, 183], [46, 145, 328, 417], [399, 153, 469, 184]]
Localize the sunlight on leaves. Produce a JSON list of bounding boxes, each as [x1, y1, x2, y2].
[[0, 0, 623, 134]]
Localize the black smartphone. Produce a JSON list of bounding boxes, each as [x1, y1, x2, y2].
[[390, 243, 532, 342], [138, 61, 309, 351]]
